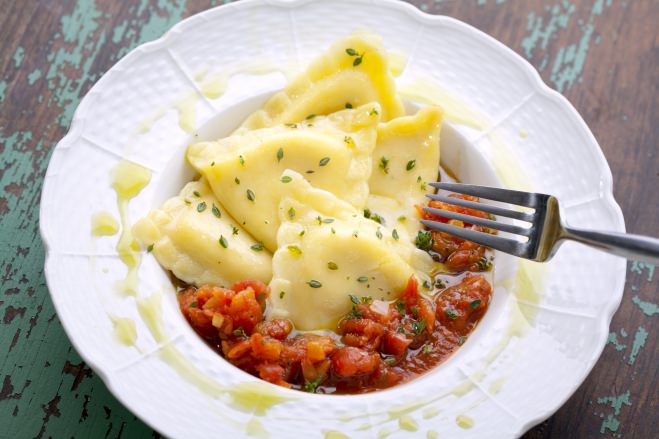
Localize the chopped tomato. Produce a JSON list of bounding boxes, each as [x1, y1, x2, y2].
[[436, 274, 492, 334], [179, 272, 492, 394], [331, 347, 380, 377], [421, 194, 490, 226]]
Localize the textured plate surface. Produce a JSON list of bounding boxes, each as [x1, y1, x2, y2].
[[39, 0, 626, 438]]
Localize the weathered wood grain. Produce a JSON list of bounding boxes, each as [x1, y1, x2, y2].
[[0, 0, 656, 437]]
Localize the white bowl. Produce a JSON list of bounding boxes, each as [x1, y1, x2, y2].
[[39, 0, 626, 437]]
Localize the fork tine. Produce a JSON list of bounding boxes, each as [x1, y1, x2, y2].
[[430, 182, 544, 208], [421, 219, 527, 255], [426, 193, 535, 222], [422, 207, 532, 236]]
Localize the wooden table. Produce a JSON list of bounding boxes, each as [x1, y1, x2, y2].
[[1, 1, 656, 437]]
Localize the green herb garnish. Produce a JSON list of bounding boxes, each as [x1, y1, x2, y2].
[[469, 299, 481, 309], [146, 244, 154, 253], [281, 175, 292, 183], [357, 276, 369, 283], [246, 189, 255, 201], [277, 147, 284, 162], [327, 261, 338, 270], [319, 157, 330, 167], [379, 156, 390, 174], [251, 242, 265, 251], [411, 319, 426, 336], [303, 377, 322, 393], [406, 160, 416, 171], [392, 229, 399, 241], [444, 308, 458, 320], [307, 280, 322, 288], [219, 235, 228, 248], [197, 202, 207, 212], [415, 230, 433, 251], [478, 257, 492, 271]]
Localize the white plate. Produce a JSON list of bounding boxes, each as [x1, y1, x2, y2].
[[40, 0, 626, 437]]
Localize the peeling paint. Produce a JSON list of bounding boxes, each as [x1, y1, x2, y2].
[[12, 47, 25, 68], [0, 81, 7, 102], [27, 69, 43, 86], [596, 391, 631, 435], [631, 296, 658, 316], [606, 331, 626, 352], [630, 261, 655, 282], [521, 1, 615, 92], [628, 326, 648, 365]]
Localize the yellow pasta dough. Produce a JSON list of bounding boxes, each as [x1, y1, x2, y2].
[[186, 104, 380, 251], [239, 33, 404, 131], [267, 170, 433, 330], [133, 179, 272, 288]]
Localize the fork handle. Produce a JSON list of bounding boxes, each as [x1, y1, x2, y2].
[[562, 226, 659, 265]]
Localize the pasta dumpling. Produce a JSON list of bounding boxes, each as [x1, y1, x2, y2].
[[239, 33, 405, 131], [186, 104, 380, 251], [367, 106, 443, 239], [267, 170, 433, 330], [133, 179, 272, 288]]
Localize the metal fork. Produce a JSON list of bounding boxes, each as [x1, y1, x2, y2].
[[421, 182, 659, 264]]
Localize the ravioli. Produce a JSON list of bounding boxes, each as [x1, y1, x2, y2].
[[239, 33, 404, 131], [186, 104, 380, 251], [267, 171, 433, 330], [132, 179, 272, 288], [367, 106, 443, 239]]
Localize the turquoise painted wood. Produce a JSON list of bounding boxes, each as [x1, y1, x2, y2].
[[0, 1, 656, 437]]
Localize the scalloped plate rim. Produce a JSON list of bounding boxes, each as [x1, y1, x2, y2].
[[39, 0, 627, 437]]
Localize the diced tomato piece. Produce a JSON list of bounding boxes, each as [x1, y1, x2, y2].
[[417, 297, 436, 332], [382, 331, 412, 356], [339, 318, 385, 351], [421, 195, 489, 226], [226, 340, 251, 360], [255, 363, 289, 387], [331, 347, 379, 377], [228, 288, 264, 333], [254, 319, 293, 340], [232, 280, 269, 306], [401, 276, 419, 305], [372, 362, 402, 388], [436, 274, 492, 334], [249, 333, 282, 361], [306, 341, 327, 362]]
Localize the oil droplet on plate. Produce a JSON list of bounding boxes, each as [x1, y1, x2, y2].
[[456, 414, 474, 429], [112, 317, 137, 346], [91, 211, 119, 236]]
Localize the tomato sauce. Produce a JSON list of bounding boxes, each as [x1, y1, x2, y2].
[[177, 193, 495, 393]]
